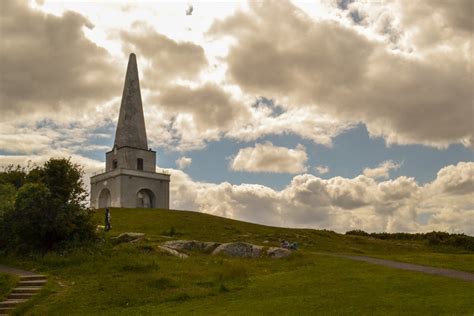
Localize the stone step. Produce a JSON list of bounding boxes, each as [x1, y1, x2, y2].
[[0, 299, 27, 308], [0, 307, 14, 313], [8, 293, 35, 300], [0, 307, 14, 316], [19, 275, 46, 281], [11, 287, 42, 294], [17, 280, 46, 286]]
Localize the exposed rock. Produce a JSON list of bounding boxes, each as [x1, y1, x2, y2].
[[157, 246, 189, 259], [162, 240, 221, 253], [159, 240, 293, 259], [112, 232, 144, 243], [267, 247, 292, 258], [212, 242, 263, 258]]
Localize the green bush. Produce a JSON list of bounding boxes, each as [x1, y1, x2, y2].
[[0, 158, 96, 252], [345, 229, 474, 252], [345, 230, 370, 237]]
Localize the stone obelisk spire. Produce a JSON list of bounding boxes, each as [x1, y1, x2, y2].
[[114, 53, 148, 150]]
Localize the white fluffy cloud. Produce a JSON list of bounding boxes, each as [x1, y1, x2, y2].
[[230, 142, 308, 174], [315, 165, 330, 174], [176, 156, 192, 169], [172, 161, 473, 234], [363, 160, 401, 179]]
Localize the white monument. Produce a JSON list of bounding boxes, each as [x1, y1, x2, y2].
[[90, 53, 170, 209]]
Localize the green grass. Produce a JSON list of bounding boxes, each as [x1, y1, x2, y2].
[[0, 272, 18, 301], [1, 208, 473, 315]]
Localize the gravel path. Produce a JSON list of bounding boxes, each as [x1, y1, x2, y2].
[[339, 255, 474, 282], [0, 264, 37, 277]]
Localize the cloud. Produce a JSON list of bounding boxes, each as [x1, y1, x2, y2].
[[176, 156, 192, 169], [363, 160, 401, 179], [226, 98, 353, 147], [314, 165, 330, 174], [0, 0, 119, 118], [208, 0, 473, 148], [399, 0, 473, 47], [144, 83, 251, 151], [120, 22, 207, 87], [427, 162, 474, 196], [229, 142, 308, 174], [146, 92, 350, 151], [0, 134, 52, 155], [0, 151, 103, 174], [155, 83, 249, 130], [171, 161, 473, 234]]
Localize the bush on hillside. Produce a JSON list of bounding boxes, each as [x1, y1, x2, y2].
[[345, 230, 370, 237], [0, 158, 96, 252], [345, 229, 474, 251]]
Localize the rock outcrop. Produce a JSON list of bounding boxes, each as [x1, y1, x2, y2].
[[161, 240, 221, 253], [266, 247, 292, 258], [112, 232, 144, 243], [159, 240, 294, 259], [211, 242, 263, 258], [157, 246, 189, 258]]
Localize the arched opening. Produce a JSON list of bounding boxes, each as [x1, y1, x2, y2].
[[136, 189, 155, 208], [98, 188, 111, 208]]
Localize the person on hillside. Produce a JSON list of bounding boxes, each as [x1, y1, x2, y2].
[[105, 207, 112, 232]]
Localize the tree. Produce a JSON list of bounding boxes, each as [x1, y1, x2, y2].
[[31, 158, 88, 207], [1, 158, 96, 252], [0, 164, 28, 189], [0, 183, 16, 218]]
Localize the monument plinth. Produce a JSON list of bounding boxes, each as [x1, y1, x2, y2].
[[90, 53, 170, 209]]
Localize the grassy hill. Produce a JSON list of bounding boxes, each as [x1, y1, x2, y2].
[[1, 208, 473, 315]]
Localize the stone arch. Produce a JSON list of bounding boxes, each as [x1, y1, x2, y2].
[[98, 188, 111, 208], [136, 189, 155, 208]]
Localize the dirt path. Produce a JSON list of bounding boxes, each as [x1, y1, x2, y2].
[[0, 265, 37, 277], [338, 255, 474, 282]]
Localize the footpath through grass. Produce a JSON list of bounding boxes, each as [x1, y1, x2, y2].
[[0, 208, 473, 315]]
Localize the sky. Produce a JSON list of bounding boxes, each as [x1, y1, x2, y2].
[[0, 0, 473, 234]]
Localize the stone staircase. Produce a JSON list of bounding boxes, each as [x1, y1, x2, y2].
[[0, 275, 47, 315]]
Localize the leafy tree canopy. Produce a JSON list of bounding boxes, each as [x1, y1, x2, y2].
[[0, 158, 96, 252]]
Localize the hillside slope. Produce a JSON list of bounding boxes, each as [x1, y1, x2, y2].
[[1, 208, 473, 315]]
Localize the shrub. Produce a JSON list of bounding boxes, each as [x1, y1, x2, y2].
[[345, 230, 370, 236], [345, 229, 474, 252], [1, 158, 96, 252]]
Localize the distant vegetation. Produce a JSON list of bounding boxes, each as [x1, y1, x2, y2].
[[345, 230, 474, 251], [0, 158, 96, 252]]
